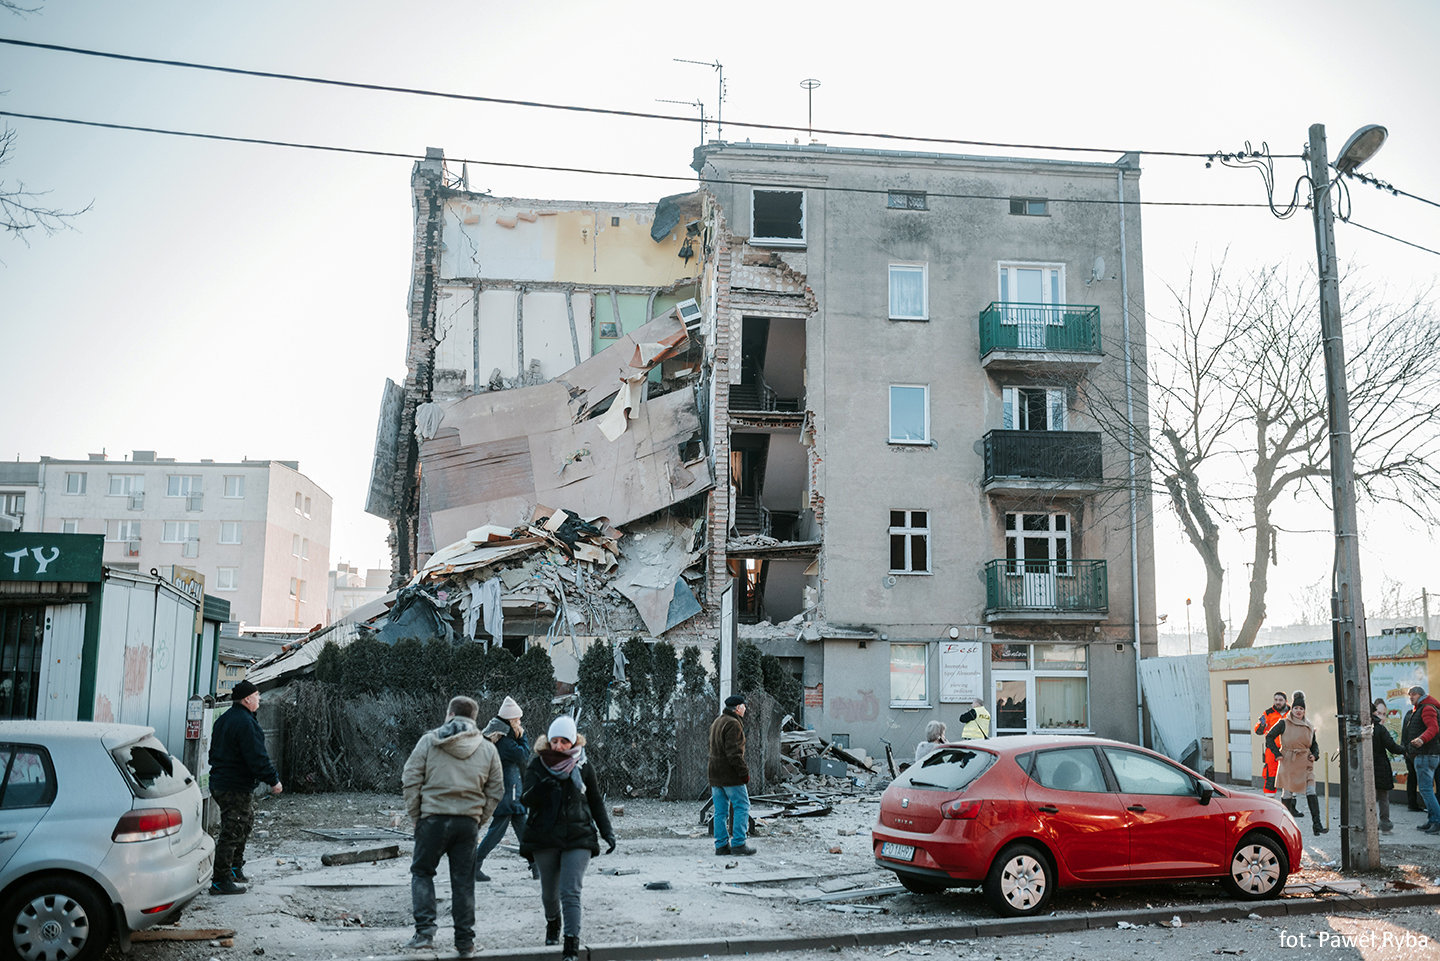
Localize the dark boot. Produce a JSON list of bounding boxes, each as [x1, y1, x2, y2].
[[1307, 794, 1329, 834], [1282, 796, 1300, 819], [544, 917, 561, 946], [562, 934, 580, 961]]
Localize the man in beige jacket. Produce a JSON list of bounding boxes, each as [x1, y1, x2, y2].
[[401, 695, 504, 955]]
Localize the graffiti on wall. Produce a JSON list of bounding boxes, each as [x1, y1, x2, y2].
[[829, 688, 879, 723]]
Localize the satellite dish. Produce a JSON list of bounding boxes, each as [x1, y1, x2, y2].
[[1092, 256, 1106, 281]]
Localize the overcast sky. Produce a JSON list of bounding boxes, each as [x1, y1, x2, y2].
[[3, 0, 1438, 631]]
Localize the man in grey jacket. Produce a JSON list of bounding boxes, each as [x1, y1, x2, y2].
[[401, 695, 504, 955]]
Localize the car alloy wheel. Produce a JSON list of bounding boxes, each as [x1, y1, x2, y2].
[[6, 876, 112, 961], [984, 842, 1053, 916], [1223, 834, 1287, 900]]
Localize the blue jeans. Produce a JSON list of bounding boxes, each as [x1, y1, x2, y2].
[[474, 809, 526, 867], [712, 784, 750, 849], [1416, 754, 1440, 825], [411, 814, 479, 944]]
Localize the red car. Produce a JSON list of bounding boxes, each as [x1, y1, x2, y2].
[[873, 735, 1302, 916]]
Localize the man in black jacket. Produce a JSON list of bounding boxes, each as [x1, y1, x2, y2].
[[208, 680, 282, 894], [708, 694, 753, 856]]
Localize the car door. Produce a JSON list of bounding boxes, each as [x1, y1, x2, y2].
[[0, 743, 56, 875], [1101, 747, 1229, 877], [1023, 746, 1131, 881]]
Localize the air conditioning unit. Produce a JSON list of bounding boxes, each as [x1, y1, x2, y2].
[[128, 493, 145, 510], [675, 297, 702, 328], [125, 541, 141, 557], [187, 493, 204, 511], [182, 540, 199, 558]]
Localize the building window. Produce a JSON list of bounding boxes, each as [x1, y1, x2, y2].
[[64, 472, 86, 495], [292, 534, 301, 556], [888, 264, 928, 321], [889, 385, 929, 444], [1004, 512, 1071, 575], [290, 577, 307, 601], [886, 190, 927, 210], [166, 475, 201, 497], [1, 493, 23, 516], [294, 492, 303, 512], [224, 475, 245, 498], [888, 509, 930, 574], [751, 188, 805, 245], [303, 496, 312, 517], [1010, 197, 1048, 216], [108, 474, 142, 496], [889, 642, 929, 707], [60, 519, 79, 534], [219, 522, 242, 545], [216, 567, 238, 591], [108, 519, 142, 542], [302, 537, 309, 560], [1002, 386, 1067, 431], [162, 521, 200, 543], [991, 642, 1090, 733]]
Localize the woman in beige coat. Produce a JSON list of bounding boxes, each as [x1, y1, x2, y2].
[[1265, 690, 1327, 834]]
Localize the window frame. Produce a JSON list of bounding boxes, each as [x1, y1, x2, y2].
[[888, 509, 931, 575], [60, 519, 79, 535], [219, 521, 242, 545], [1002, 385, 1068, 431], [887, 190, 928, 210], [1009, 197, 1049, 216], [216, 567, 238, 591], [888, 263, 929, 321], [223, 475, 245, 498], [166, 474, 201, 498], [750, 188, 806, 246], [161, 520, 199, 544], [64, 472, 87, 495], [889, 641, 930, 708], [1004, 511, 1072, 575], [107, 474, 143, 496], [888, 384, 930, 445]]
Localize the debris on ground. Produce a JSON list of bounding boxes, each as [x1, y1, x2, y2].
[[319, 844, 399, 866]]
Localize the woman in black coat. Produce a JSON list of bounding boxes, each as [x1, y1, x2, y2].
[[1373, 698, 1405, 832], [520, 714, 614, 961]]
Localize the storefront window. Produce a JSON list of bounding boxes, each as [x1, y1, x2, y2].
[[991, 641, 1091, 734], [1036, 676, 1088, 729], [889, 643, 928, 707], [1034, 643, 1087, 671]]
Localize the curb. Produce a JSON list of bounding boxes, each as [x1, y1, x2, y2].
[[356, 890, 1440, 961]]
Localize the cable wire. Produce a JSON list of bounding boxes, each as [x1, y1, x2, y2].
[[1344, 220, 1440, 258], [0, 108, 1283, 210], [0, 35, 1298, 161]]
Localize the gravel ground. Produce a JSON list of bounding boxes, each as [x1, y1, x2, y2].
[[104, 789, 1440, 961]]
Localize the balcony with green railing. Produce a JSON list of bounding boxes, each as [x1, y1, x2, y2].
[[983, 558, 1108, 620], [978, 303, 1102, 367]]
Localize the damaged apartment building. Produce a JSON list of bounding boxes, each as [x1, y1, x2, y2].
[[368, 141, 1157, 755]]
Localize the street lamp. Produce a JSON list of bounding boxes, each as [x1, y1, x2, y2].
[[1185, 597, 1193, 655], [1308, 123, 1382, 872], [1215, 124, 1384, 872]]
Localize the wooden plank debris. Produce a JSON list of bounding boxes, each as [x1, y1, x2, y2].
[[131, 928, 237, 942], [321, 844, 400, 866]]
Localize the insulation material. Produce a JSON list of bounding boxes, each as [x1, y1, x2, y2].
[[611, 517, 704, 636]]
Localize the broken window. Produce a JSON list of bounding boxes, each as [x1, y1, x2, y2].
[[889, 385, 929, 444], [751, 188, 805, 245], [889, 509, 929, 574], [889, 642, 928, 707], [887, 190, 927, 210], [1009, 197, 1048, 216], [888, 264, 927, 321]]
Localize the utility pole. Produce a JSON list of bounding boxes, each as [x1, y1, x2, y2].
[[1308, 123, 1379, 871]]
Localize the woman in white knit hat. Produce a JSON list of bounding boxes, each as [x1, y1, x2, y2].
[[473, 696, 532, 881], [519, 713, 615, 961]]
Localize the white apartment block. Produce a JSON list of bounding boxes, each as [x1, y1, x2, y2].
[[327, 562, 391, 625], [0, 451, 331, 628]]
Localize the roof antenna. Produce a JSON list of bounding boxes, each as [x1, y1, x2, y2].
[[657, 97, 707, 146], [674, 58, 725, 140], [799, 79, 821, 143]]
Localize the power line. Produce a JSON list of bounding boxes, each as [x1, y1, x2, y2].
[[0, 35, 1296, 162], [0, 108, 1281, 210], [1345, 220, 1440, 258]]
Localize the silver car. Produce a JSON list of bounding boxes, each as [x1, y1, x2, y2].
[[0, 721, 215, 961]]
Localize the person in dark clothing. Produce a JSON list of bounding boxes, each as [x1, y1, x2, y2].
[[708, 694, 753, 856], [1405, 686, 1440, 833], [520, 714, 614, 961], [1402, 702, 1433, 811], [1372, 698, 1405, 832], [474, 696, 532, 881], [207, 679, 282, 894]]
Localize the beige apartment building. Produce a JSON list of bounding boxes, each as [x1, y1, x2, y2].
[[0, 452, 331, 627]]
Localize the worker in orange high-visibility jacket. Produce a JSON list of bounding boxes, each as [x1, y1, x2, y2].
[[1253, 691, 1290, 795]]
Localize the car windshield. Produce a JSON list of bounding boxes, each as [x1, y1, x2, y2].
[[897, 747, 995, 791], [113, 736, 191, 799]]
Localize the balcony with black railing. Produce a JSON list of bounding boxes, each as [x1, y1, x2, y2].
[[984, 558, 1108, 621], [978, 303, 1103, 370], [982, 430, 1102, 494]]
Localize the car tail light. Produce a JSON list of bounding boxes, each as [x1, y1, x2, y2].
[[141, 902, 176, 915], [113, 808, 183, 842], [941, 798, 982, 820]]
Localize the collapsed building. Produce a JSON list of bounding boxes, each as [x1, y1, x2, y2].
[[361, 141, 1159, 758]]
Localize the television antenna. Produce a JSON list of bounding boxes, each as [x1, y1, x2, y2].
[[674, 58, 726, 140], [656, 98, 707, 145]]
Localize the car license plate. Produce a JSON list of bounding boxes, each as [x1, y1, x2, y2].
[[881, 842, 915, 861]]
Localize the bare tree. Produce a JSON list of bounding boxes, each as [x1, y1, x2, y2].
[[1086, 259, 1440, 650]]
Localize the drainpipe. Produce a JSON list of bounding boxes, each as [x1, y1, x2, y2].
[[1118, 165, 1143, 744]]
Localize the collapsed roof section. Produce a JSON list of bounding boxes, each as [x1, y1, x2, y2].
[[414, 305, 712, 557]]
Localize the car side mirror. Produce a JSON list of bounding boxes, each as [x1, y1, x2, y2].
[[1196, 781, 1214, 806]]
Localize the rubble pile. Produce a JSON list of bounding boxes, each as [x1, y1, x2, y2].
[[779, 721, 887, 793]]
